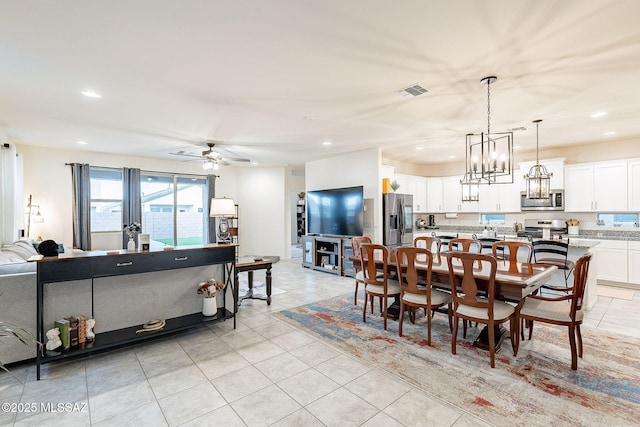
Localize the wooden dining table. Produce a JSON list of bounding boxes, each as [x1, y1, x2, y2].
[[352, 250, 557, 350], [353, 250, 557, 303]]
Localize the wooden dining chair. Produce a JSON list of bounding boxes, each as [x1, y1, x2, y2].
[[414, 236, 442, 254], [447, 252, 518, 368], [448, 238, 482, 253], [360, 243, 401, 331], [351, 236, 372, 305], [516, 253, 592, 370], [396, 247, 452, 344], [493, 241, 533, 264], [532, 239, 575, 292]]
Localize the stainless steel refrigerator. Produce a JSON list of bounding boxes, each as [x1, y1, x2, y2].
[[383, 193, 413, 249]]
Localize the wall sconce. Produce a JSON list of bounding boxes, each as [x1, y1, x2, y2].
[[209, 197, 236, 242]]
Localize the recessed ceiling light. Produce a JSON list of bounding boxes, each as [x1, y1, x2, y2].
[[415, 146, 424, 151], [81, 89, 101, 98], [513, 145, 522, 150], [322, 141, 332, 146], [448, 155, 456, 159], [591, 111, 607, 118], [304, 115, 315, 121], [76, 140, 88, 145], [603, 131, 616, 136], [251, 161, 259, 166]]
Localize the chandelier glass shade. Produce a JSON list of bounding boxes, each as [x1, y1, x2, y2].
[[524, 119, 552, 199], [460, 171, 480, 202], [203, 159, 219, 170]]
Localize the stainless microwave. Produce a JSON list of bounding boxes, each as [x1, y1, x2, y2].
[[520, 190, 564, 211]]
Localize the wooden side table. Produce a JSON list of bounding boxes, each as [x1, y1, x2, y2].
[[235, 258, 273, 309]]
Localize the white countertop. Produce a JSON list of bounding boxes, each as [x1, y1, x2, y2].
[[414, 231, 600, 248]]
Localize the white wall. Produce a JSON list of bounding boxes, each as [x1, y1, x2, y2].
[[18, 144, 237, 247], [16, 143, 366, 260], [234, 167, 287, 258], [305, 148, 382, 243]]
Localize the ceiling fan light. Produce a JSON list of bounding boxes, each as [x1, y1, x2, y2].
[[203, 159, 215, 170]]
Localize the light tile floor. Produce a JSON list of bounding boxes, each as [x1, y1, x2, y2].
[[0, 259, 637, 426]]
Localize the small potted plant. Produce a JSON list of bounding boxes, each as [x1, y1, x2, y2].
[[390, 180, 400, 192], [197, 278, 226, 316], [123, 222, 142, 251]]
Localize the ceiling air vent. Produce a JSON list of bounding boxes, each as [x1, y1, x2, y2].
[[291, 169, 305, 177], [395, 83, 428, 98]]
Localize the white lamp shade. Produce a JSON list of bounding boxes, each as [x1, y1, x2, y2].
[[209, 198, 236, 217]]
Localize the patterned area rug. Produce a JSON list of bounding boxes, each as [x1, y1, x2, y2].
[[274, 294, 639, 427], [237, 275, 286, 297]]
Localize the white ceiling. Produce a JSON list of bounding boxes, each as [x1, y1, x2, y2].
[[1, 1, 639, 168]]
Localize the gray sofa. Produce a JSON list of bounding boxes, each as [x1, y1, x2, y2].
[[0, 240, 224, 366], [0, 240, 39, 365]]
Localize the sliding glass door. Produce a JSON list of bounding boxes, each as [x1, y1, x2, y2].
[[140, 173, 207, 247]]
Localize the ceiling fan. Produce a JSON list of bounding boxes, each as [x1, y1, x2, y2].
[[169, 142, 251, 170]]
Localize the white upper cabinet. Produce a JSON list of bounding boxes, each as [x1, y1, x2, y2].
[[393, 173, 428, 212], [413, 176, 428, 213], [594, 161, 628, 211], [392, 173, 410, 194], [564, 164, 594, 211], [565, 161, 628, 212], [628, 160, 640, 211], [478, 173, 522, 212], [426, 178, 443, 213], [442, 176, 478, 213]]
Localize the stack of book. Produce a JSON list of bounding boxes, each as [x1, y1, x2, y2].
[[53, 315, 92, 351]]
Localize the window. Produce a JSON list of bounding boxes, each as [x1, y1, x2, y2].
[[479, 213, 505, 225], [141, 173, 208, 246], [90, 168, 123, 232], [597, 212, 639, 227]]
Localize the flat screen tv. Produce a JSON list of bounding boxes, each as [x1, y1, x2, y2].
[[307, 186, 364, 236]]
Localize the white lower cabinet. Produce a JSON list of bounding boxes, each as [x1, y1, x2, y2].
[[595, 240, 628, 283], [628, 241, 640, 285]]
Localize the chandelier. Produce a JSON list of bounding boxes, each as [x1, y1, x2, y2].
[[460, 169, 480, 202], [463, 76, 514, 192], [524, 119, 552, 199]]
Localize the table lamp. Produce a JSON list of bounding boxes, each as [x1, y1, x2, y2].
[[209, 197, 236, 242]]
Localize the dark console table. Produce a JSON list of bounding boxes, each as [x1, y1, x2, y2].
[[35, 244, 236, 380]]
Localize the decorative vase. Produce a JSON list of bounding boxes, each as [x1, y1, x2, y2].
[[127, 236, 136, 251], [202, 295, 217, 317]]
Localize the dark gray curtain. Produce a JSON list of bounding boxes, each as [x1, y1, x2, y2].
[[122, 168, 141, 248], [71, 163, 91, 250], [206, 175, 216, 243]]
